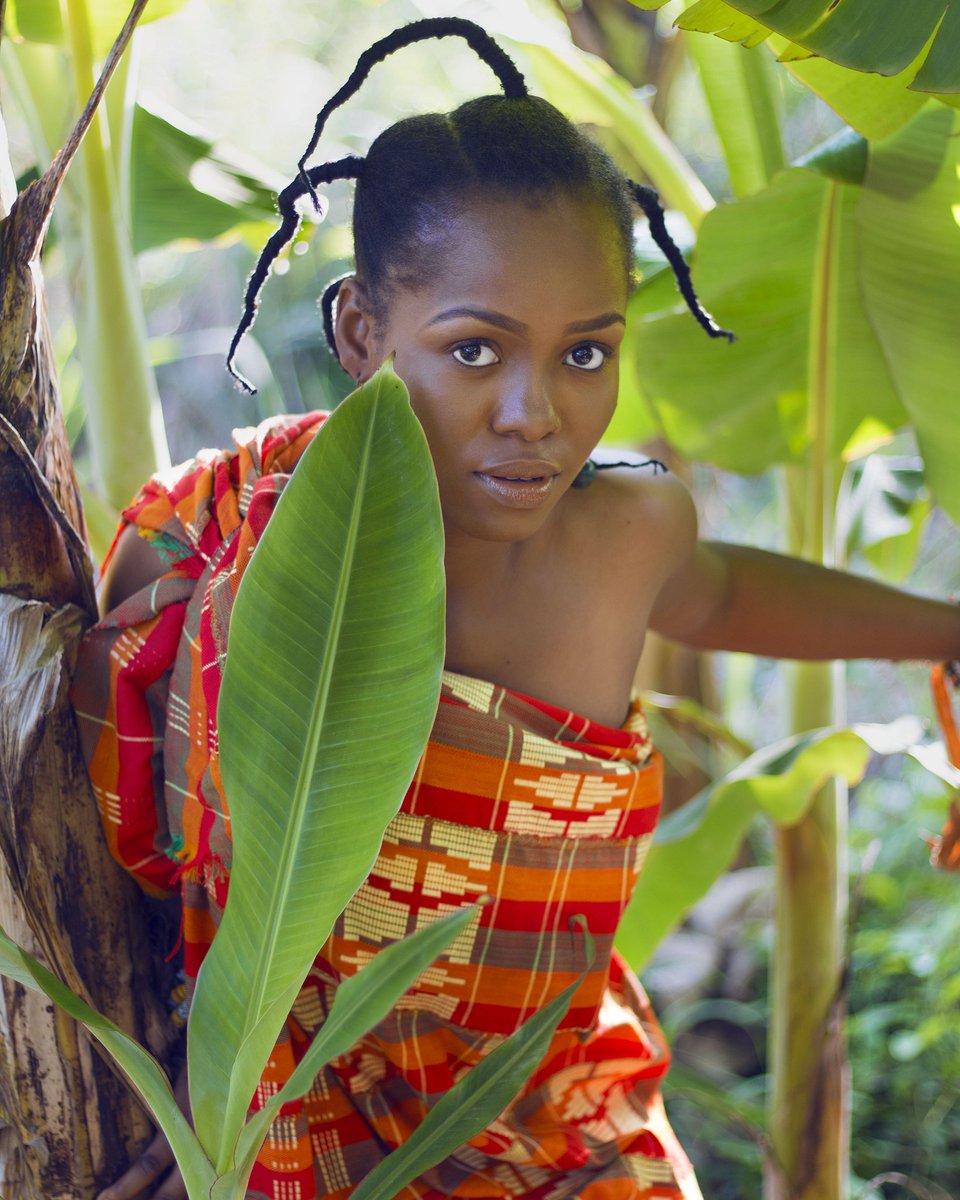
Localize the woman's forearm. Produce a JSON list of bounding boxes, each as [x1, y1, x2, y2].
[[677, 542, 960, 663]]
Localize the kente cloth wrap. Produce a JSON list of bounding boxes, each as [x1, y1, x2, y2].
[[71, 412, 702, 1200]]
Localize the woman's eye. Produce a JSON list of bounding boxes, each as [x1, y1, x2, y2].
[[564, 344, 608, 371], [452, 342, 500, 367]]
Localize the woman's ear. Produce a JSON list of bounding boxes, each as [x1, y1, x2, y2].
[[334, 277, 380, 383]]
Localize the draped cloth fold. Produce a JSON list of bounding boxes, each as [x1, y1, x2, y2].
[[71, 412, 702, 1200]]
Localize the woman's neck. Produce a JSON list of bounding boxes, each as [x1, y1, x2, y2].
[[441, 521, 551, 602]]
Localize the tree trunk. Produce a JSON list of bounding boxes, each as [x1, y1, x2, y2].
[[0, 16, 176, 1196]]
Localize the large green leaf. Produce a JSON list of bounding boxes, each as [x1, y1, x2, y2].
[[615, 720, 923, 970], [130, 102, 281, 254], [351, 921, 597, 1200], [729, 0, 960, 94], [857, 104, 960, 520], [0, 927, 216, 1199], [624, 105, 960, 522], [674, 1, 791, 52], [188, 364, 446, 1172], [779, 40, 928, 141], [625, 163, 904, 470], [629, 0, 960, 93], [685, 26, 785, 197], [6, 0, 189, 55]]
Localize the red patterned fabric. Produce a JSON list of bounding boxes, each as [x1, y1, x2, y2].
[[71, 413, 702, 1199]]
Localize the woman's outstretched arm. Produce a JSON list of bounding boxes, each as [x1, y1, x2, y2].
[[650, 535, 960, 665]]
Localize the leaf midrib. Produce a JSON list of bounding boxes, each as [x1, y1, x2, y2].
[[218, 388, 380, 1166]]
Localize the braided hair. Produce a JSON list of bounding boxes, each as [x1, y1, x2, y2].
[[226, 17, 733, 393]]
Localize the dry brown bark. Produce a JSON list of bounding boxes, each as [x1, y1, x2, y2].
[[0, 4, 176, 1196]]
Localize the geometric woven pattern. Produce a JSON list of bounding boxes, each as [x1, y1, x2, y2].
[[71, 412, 703, 1199]]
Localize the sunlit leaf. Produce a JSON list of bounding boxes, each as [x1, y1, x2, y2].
[[130, 103, 283, 254], [727, 0, 960, 94], [624, 166, 904, 468], [6, 0, 190, 54], [778, 38, 928, 141], [616, 720, 925, 970], [624, 104, 960, 524], [627, 0, 960, 102], [839, 456, 930, 583], [685, 26, 785, 197], [679, 0, 778, 50], [857, 105, 960, 522], [188, 364, 446, 1173]]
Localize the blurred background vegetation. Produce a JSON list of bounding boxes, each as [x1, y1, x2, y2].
[[2, 1, 959, 1196]]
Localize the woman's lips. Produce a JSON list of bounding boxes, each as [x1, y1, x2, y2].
[[473, 461, 561, 508]]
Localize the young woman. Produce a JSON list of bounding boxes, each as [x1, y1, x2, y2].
[[72, 17, 960, 1200]]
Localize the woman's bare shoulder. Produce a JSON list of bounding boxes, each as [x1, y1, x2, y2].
[[586, 453, 698, 566]]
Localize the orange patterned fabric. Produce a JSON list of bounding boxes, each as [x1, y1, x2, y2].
[[928, 664, 960, 871], [71, 413, 701, 1199]]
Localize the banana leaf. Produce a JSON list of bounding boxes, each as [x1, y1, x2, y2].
[[0, 887, 483, 1199], [778, 41, 928, 141], [130, 102, 281, 254], [726, 0, 960, 93], [623, 161, 901, 469], [621, 104, 960, 522], [5, 0, 189, 55], [628, 0, 960, 93], [684, 28, 785, 198], [664, 1, 937, 139], [857, 104, 960, 520], [616, 719, 925, 970], [187, 363, 447, 1172]]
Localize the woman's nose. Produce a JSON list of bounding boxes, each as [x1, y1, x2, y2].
[[491, 373, 560, 441]]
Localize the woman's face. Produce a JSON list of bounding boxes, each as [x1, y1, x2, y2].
[[340, 193, 628, 546]]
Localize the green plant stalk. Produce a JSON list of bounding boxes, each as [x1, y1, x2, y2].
[[684, 28, 785, 197], [767, 181, 849, 1200], [63, 0, 169, 511], [626, 87, 714, 228]]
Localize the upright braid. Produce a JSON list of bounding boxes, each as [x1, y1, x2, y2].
[[629, 181, 735, 342], [297, 18, 529, 214], [227, 18, 529, 392], [226, 18, 734, 391], [227, 156, 364, 391]]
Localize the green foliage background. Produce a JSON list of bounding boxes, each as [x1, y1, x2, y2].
[[3, 0, 959, 1195]]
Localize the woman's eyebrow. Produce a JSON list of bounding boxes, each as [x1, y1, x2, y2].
[[424, 306, 526, 333], [422, 307, 625, 335], [563, 312, 626, 334]]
